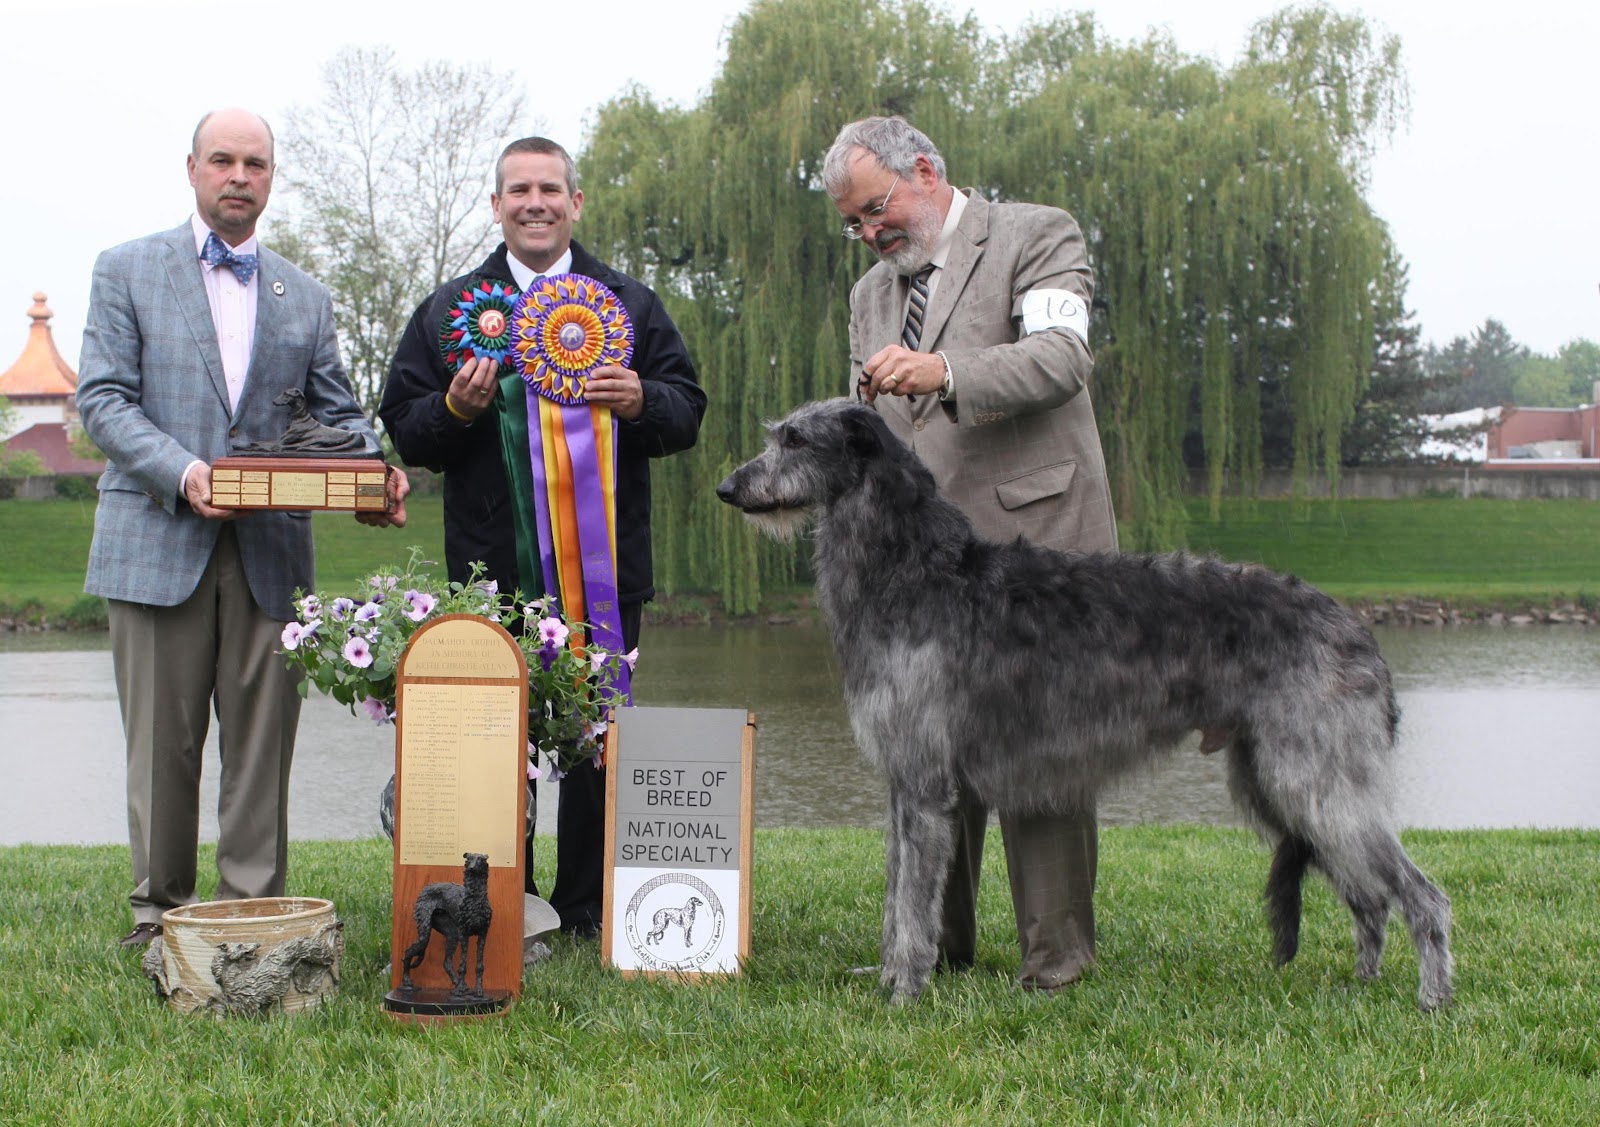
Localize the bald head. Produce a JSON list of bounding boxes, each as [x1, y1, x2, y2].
[[187, 108, 276, 244], [193, 108, 275, 163]]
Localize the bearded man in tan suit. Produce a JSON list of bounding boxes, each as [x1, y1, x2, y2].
[[823, 115, 1117, 991]]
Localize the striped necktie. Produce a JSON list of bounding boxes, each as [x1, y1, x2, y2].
[[902, 266, 933, 350]]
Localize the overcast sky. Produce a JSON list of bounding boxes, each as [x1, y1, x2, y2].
[[1, 0, 1594, 369]]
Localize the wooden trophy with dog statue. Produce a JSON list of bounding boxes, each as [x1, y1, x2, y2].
[[209, 388, 397, 513], [383, 615, 528, 1021]]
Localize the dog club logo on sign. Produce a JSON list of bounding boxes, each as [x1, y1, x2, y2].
[[604, 707, 753, 977], [622, 872, 727, 972]]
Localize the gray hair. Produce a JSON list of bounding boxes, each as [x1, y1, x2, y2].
[[821, 116, 946, 199]]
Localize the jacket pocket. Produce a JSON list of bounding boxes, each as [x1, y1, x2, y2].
[[995, 460, 1077, 511]]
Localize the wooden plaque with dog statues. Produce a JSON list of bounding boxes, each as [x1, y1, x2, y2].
[[602, 706, 755, 978], [384, 614, 527, 1020]]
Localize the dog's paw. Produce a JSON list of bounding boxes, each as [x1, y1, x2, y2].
[[878, 963, 929, 1002]]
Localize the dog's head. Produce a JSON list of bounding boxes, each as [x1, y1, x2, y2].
[[715, 398, 923, 541]]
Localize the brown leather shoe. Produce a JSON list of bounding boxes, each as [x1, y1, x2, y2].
[[118, 922, 163, 948]]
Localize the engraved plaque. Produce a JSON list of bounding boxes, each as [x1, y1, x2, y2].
[[389, 614, 528, 1008], [210, 457, 392, 512]]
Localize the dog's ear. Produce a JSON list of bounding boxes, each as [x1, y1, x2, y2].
[[841, 405, 886, 460]]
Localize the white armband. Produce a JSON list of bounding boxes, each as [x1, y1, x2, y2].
[[1020, 288, 1089, 343]]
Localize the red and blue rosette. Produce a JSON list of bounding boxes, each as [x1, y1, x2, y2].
[[508, 274, 634, 403], [439, 279, 519, 368]]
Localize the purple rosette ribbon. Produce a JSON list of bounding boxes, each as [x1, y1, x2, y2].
[[508, 273, 634, 404]]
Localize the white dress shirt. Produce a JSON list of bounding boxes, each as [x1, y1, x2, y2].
[[190, 213, 258, 414], [507, 246, 573, 292]]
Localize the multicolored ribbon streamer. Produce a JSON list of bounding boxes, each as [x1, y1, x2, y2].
[[501, 274, 634, 698]]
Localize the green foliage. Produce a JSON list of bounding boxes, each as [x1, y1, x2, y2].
[[1341, 249, 1436, 466], [1515, 354, 1581, 408], [65, 419, 102, 463], [581, 0, 1404, 593], [281, 547, 630, 775], [1425, 318, 1528, 411], [51, 474, 97, 501], [0, 393, 45, 480], [2, 828, 1597, 1123]]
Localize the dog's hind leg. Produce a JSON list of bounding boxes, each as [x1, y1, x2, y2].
[[1394, 851, 1453, 1011], [1265, 834, 1315, 967], [1312, 829, 1452, 1011], [879, 785, 960, 1003]]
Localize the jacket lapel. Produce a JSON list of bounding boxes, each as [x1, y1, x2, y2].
[[162, 224, 231, 412], [919, 190, 987, 351], [241, 246, 285, 421]]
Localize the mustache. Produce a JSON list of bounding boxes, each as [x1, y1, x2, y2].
[[871, 229, 906, 252], [219, 190, 256, 203]]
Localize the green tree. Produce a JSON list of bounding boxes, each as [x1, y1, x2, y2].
[[277, 47, 530, 420], [1513, 355, 1580, 408], [0, 395, 46, 480], [1558, 338, 1600, 404], [581, 0, 1406, 604], [1342, 250, 1435, 464], [1425, 319, 1527, 411]]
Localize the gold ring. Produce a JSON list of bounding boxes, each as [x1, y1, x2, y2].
[[884, 375, 899, 386]]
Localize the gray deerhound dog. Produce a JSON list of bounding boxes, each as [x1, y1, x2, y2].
[[716, 399, 1453, 1011]]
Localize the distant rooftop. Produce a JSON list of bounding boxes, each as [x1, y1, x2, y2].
[[0, 293, 77, 399]]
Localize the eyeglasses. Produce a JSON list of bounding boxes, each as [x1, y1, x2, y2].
[[840, 175, 900, 240]]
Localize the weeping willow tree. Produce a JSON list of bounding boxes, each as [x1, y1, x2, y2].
[[579, 0, 1407, 605]]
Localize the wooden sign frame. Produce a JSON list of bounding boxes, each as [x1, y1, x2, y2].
[[601, 707, 756, 979], [385, 614, 527, 1019]]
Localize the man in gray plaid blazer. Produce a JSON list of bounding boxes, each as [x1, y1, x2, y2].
[[77, 108, 407, 947], [824, 116, 1116, 991]]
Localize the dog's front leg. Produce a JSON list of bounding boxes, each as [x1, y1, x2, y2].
[[880, 783, 959, 1003]]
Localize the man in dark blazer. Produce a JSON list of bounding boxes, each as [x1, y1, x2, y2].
[[77, 108, 408, 948], [379, 137, 706, 937], [823, 115, 1117, 991]]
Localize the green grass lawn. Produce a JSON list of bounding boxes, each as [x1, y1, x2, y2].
[[1, 827, 1594, 1123], [1183, 497, 1600, 605], [4, 495, 1600, 620]]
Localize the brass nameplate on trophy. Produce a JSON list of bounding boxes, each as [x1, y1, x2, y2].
[[210, 457, 392, 512]]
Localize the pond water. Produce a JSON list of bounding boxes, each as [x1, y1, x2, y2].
[[0, 623, 1596, 846]]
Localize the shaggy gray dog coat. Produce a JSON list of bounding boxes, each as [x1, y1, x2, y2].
[[716, 399, 1453, 1010]]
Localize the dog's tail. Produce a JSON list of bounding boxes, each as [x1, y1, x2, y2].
[[1265, 834, 1315, 966]]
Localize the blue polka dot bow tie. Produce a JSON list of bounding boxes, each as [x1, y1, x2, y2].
[[200, 231, 259, 286]]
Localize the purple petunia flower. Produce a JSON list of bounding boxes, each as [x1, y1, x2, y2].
[[354, 602, 382, 624], [297, 595, 321, 620], [359, 696, 391, 725], [329, 597, 356, 620], [622, 647, 639, 671], [281, 622, 306, 650], [343, 636, 374, 668], [588, 649, 609, 673], [537, 617, 570, 649], [403, 591, 437, 622]]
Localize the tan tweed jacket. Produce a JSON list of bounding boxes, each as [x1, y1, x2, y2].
[[847, 191, 1118, 554]]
